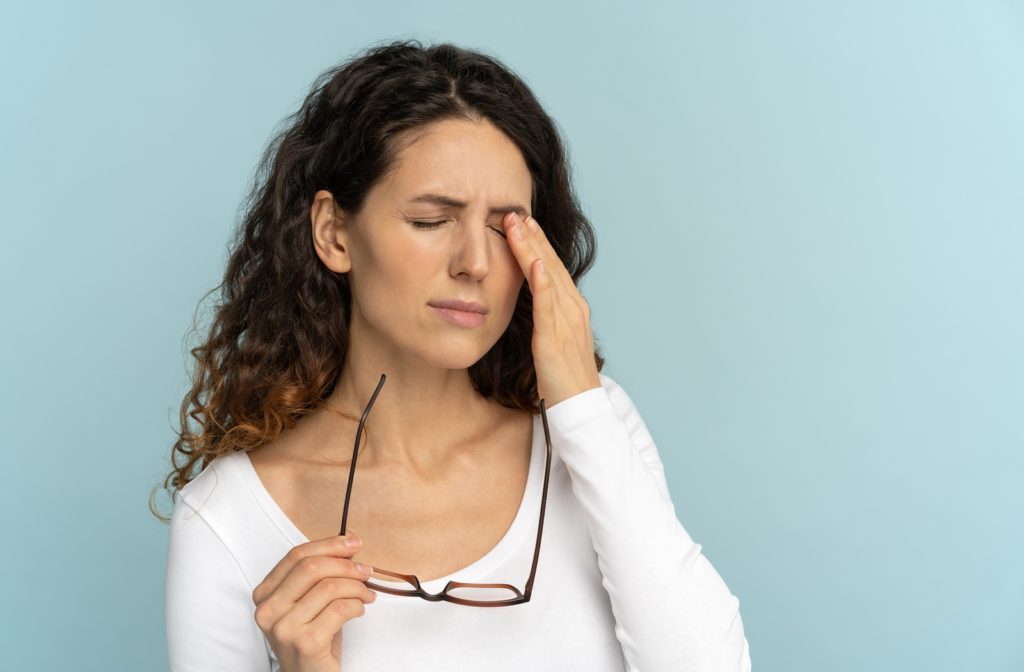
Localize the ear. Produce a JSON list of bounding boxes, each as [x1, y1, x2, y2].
[[311, 189, 352, 274]]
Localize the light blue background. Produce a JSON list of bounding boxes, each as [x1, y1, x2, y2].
[[1, 1, 1021, 670]]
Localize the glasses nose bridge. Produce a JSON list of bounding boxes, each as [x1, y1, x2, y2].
[[340, 373, 553, 607]]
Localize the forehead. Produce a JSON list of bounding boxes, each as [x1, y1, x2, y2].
[[379, 118, 533, 208]]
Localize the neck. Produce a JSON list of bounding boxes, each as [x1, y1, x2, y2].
[[312, 340, 502, 474]]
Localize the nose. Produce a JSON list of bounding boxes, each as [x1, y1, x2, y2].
[[449, 220, 493, 281]]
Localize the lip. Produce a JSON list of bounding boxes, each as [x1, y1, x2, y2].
[[429, 305, 486, 328], [427, 299, 488, 314]]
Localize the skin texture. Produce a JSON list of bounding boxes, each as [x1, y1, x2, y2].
[[253, 117, 602, 671]]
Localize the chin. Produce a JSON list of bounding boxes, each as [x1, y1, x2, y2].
[[432, 352, 491, 372], [421, 339, 496, 371]]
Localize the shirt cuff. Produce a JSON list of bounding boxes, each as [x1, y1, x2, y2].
[[543, 384, 613, 433]]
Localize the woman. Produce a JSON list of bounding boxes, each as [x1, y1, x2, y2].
[[158, 39, 751, 671]]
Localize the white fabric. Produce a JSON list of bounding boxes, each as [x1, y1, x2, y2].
[[165, 372, 751, 671]]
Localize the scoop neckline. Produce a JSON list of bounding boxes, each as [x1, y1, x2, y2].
[[231, 412, 545, 592]]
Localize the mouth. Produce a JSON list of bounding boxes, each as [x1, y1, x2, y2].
[[427, 299, 488, 314], [428, 304, 487, 328]]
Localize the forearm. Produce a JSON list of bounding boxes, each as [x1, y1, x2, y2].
[[546, 379, 750, 671]]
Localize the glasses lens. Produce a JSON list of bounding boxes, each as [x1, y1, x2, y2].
[[445, 583, 522, 603]]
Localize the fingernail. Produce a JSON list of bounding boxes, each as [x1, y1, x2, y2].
[[345, 536, 361, 548], [511, 219, 525, 240], [355, 562, 371, 575]]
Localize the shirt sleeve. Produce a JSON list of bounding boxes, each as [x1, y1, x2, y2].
[[544, 373, 751, 672], [165, 491, 274, 672]]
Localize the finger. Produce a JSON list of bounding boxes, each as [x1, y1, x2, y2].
[[270, 594, 368, 659], [522, 215, 591, 315], [254, 553, 374, 633], [253, 534, 362, 606], [307, 596, 368, 650], [503, 214, 595, 362], [503, 212, 538, 280], [505, 213, 584, 312], [513, 215, 571, 286], [268, 554, 373, 613], [517, 228, 588, 355], [530, 258, 560, 341], [284, 574, 377, 626]]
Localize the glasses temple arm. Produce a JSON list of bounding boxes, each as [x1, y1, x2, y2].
[[339, 373, 387, 536], [523, 399, 552, 599]]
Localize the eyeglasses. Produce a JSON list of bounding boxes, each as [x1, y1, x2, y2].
[[338, 372, 552, 607]]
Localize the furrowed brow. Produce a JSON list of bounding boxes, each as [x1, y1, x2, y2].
[[407, 193, 528, 217]]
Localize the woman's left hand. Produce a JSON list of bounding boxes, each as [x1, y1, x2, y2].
[[503, 211, 602, 408]]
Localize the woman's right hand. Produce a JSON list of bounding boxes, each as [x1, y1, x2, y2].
[[252, 533, 377, 672]]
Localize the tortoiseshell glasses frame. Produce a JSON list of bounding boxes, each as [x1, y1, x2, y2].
[[338, 372, 552, 607]]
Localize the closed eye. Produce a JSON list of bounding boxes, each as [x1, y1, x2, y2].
[[411, 220, 508, 240]]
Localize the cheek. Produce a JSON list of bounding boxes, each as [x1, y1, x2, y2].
[[350, 242, 428, 313], [371, 236, 439, 284]]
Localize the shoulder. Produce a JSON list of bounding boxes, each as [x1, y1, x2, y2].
[[165, 452, 277, 669], [170, 450, 294, 590], [172, 451, 267, 551], [167, 452, 250, 582], [176, 450, 247, 518]]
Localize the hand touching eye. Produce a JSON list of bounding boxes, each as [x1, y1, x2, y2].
[[502, 212, 601, 407]]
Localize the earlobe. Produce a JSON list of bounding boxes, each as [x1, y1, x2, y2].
[[310, 189, 352, 274]]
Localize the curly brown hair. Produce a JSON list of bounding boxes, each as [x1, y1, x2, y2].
[[150, 39, 605, 522]]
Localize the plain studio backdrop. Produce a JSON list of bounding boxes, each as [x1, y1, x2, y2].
[[1, 1, 1021, 670]]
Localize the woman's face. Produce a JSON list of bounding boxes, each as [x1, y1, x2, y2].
[[316, 117, 533, 371]]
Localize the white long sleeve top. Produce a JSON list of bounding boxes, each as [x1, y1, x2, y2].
[[165, 372, 751, 671]]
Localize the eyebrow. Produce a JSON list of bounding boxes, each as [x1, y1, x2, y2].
[[406, 193, 529, 217]]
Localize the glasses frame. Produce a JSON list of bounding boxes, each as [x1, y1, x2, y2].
[[338, 372, 552, 607]]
